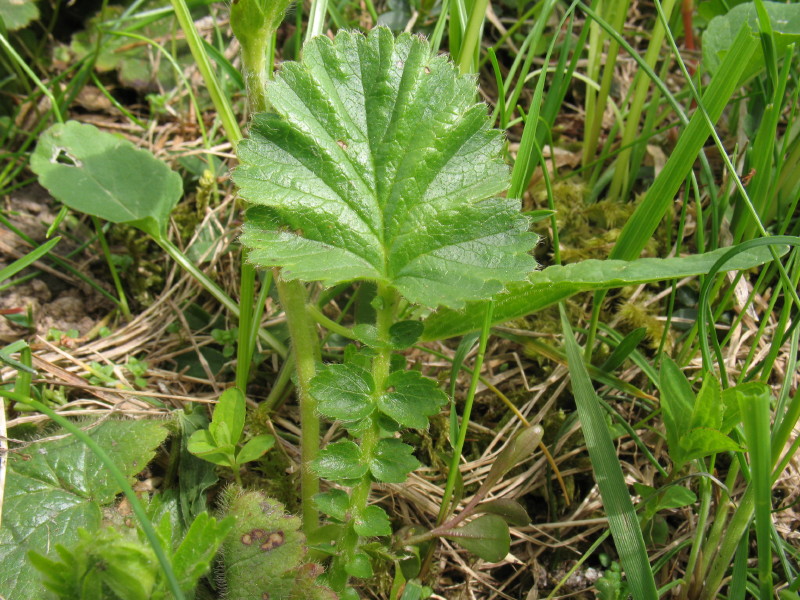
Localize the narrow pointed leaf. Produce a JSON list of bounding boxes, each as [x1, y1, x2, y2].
[[474, 499, 531, 526], [235, 28, 537, 309], [561, 308, 658, 599], [422, 243, 785, 340]]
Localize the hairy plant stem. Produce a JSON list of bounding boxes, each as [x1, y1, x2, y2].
[[276, 276, 322, 533]]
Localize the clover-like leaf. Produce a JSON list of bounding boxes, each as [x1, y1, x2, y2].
[[313, 440, 369, 481], [377, 370, 447, 430], [369, 439, 420, 483], [236, 28, 537, 309], [311, 363, 375, 421]]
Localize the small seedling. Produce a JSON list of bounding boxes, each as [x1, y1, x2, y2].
[[188, 387, 275, 484], [211, 326, 239, 358]]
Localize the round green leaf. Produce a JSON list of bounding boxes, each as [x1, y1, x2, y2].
[[345, 553, 373, 578], [377, 370, 447, 430], [30, 121, 182, 239], [442, 514, 510, 563], [353, 505, 392, 537], [236, 28, 537, 309], [313, 489, 350, 521]]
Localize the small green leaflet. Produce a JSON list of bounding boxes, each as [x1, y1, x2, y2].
[[369, 439, 420, 483], [314, 440, 369, 481], [312, 363, 375, 421], [236, 28, 537, 309], [377, 370, 447, 430]]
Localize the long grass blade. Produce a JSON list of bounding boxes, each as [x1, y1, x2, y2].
[[609, 24, 758, 261], [560, 305, 658, 600], [0, 237, 60, 283], [737, 384, 774, 599]]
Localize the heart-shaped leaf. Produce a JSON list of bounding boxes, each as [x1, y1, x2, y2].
[[236, 28, 537, 309]]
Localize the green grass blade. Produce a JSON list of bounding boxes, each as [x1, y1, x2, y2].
[[169, 0, 242, 144], [607, 0, 677, 202], [560, 305, 658, 600], [698, 237, 800, 378], [609, 24, 758, 261], [0, 237, 60, 283], [737, 383, 774, 599]]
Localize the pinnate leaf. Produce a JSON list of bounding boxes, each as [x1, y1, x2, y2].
[[311, 363, 375, 421], [369, 438, 420, 483], [236, 28, 537, 309], [377, 370, 447, 430]]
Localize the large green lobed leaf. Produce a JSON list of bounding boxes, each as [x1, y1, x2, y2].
[[236, 28, 537, 309]]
